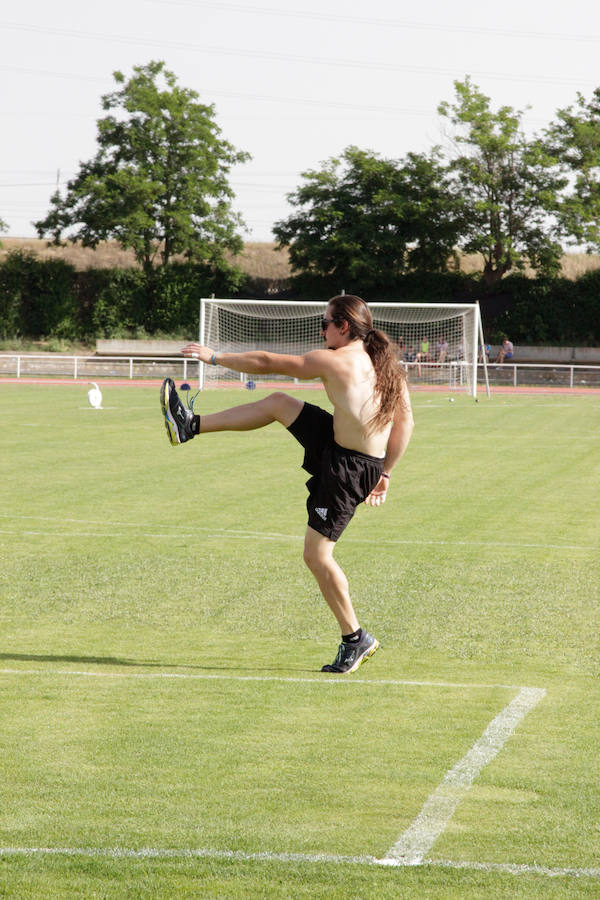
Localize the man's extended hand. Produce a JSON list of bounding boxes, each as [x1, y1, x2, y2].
[[181, 343, 213, 364], [364, 475, 388, 507]]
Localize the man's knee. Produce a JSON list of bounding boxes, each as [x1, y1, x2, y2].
[[265, 392, 303, 427], [303, 542, 319, 572], [303, 534, 333, 574]]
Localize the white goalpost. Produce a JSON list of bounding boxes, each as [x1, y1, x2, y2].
[[198, 298, 488, 397]]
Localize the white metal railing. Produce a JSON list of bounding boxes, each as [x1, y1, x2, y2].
[[402, 360, 600, 389], [1, 354, 599, 390], [480, 362, 600, 389], [0, 354, 199, 381]]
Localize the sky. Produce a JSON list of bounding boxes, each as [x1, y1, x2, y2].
[[2, 0, 600, 243]]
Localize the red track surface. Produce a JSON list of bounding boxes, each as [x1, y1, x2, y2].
[[1, 377, 599, 395]]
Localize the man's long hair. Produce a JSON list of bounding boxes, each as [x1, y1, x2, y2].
[[328, 294, 406, 432]]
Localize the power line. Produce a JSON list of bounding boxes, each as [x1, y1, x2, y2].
[[0, 182, 57, 188], [1, 22, 597, 88], [145, 0, 600, 44], [0, 62, 107, 84], [0, 64, 440, 116]]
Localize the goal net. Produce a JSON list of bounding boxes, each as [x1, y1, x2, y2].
[[199, 299, 485, 396]]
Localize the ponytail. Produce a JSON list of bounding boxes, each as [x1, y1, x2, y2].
[[362, 327, 406, 432]]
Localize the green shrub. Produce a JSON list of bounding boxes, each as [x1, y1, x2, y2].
[[483, 274, 600, 344], [0, 248, 597, 345], [0, 250, 77, 339]]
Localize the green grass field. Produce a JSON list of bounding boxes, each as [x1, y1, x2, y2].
[[1, 382, 599, 898]]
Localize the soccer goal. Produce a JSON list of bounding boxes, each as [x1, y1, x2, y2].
[[198, 298, 488, 397]]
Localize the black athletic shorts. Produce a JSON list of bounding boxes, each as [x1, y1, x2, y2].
[[287, 401, 385, 542]]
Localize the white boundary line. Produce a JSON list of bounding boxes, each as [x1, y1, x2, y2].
[[0, 514, 596, 553], [380, 687, 546, 866], [0, 671, 595, 879], [0, 668, 524, 690], [0, 846, 597, 880], [1, 528, 596, 552]]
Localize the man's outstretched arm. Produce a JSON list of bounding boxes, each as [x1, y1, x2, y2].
[[181, 343, 330, 380]]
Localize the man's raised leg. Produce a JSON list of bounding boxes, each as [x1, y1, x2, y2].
[[200, 392, 303, 432], [161, 378, 303, 445]]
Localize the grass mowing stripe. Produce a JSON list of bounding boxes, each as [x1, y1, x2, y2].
[[382, 687, 547, 866], [0, 846, 598, 880]]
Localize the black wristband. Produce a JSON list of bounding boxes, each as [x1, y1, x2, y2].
[[382, 472, 390, 479]]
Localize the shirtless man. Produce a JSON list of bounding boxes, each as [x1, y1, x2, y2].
[[160, 294, 414, 673]]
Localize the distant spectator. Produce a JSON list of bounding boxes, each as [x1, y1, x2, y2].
[[496, 338, 514, 363], [416, 337, 430, 376], [436, 336, 449, 364], [479, 343, 491, 363]]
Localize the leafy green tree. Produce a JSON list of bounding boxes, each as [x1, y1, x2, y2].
[[273, 145, 462, 292], [438, 77, 564, 285], [36, 61, 250, 273], [0, 216, 8, 249], [545, 89, 600, 253]]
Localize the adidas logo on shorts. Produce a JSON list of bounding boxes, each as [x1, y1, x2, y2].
[[315, 507, 328, 521]]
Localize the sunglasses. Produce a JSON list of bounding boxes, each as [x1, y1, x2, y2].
[[321, 317, 336, 330]]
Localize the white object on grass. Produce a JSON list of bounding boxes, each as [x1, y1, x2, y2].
[[87, 382, 103, 409]]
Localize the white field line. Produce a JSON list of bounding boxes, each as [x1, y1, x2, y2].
[[0, 668, 524, 691], [1, 672, 594, 879], [0, 846, 598, 880], [1, 529, 596, 552], [0, 515, 596, 553], [425, 857, 600, 879], [381, 687, 547, 867]]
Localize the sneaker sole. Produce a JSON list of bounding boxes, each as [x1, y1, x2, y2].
[[160, 379, 181, 446]]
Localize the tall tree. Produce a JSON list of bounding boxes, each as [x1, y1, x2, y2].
[[438, 77, 564, 284], [545, 88, 600, 253], [36, 61, 250, 273], [273, 145, 462, 291]]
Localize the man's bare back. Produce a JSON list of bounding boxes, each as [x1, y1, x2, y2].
[[315, 341, 391, 457]]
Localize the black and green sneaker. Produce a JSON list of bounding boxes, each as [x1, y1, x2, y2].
[[160, 378, 197, 445], [321, 631, 380, 674]]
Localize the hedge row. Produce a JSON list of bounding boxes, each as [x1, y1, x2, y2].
[[290, 269, 600, 344], [1, 249, 599, 345], [0, 250, 244, 342]]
